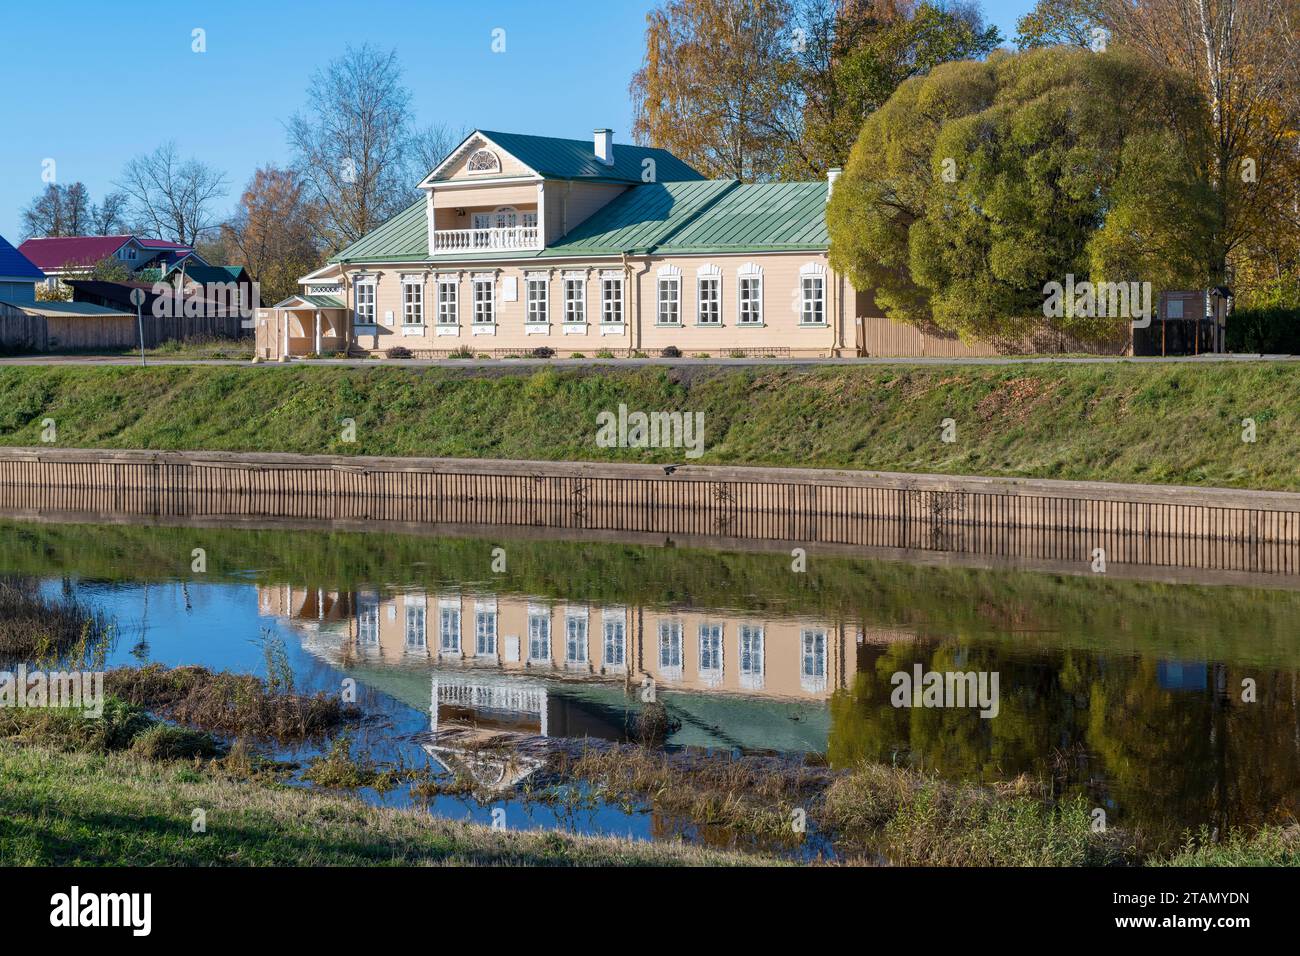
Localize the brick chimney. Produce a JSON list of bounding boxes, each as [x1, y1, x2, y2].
[[594, 129, 615, 166], [827, 167, 842, 200]]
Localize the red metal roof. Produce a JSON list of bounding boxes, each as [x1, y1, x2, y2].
[[17, 235, 134, 270]]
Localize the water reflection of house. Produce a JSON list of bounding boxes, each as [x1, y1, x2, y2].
[[262, 586, 853, 701], [259, 585, 878, 753]]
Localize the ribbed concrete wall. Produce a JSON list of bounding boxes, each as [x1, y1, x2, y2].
[[1, 447, 1299, 578]]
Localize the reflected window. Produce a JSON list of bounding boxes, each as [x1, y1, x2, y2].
[[405, 604, 426, 652], [739, 624, 764, 690], [800, 628, 827, 693], [565, 610, 588, 666], [357, 599, 379, 649], [603, 611, 626, 671], [439, 604, 461, 655], [475, 607, 498, 658], [658, 620, 683, 679], [699, 623, 724, 685], [528, 608, 551, 663]]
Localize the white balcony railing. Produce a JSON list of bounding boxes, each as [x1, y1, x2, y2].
[[433, 226, 541, 254]]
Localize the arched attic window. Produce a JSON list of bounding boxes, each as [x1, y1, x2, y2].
[[466, 149, 501, 174]]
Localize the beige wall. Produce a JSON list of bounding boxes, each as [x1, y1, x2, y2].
[[264, 587, 852, 702], [441, 139, 535, 180], [338, 251, 842, 357], [543, 181, 628, 244]]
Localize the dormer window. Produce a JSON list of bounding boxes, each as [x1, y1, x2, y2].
[[466, 149, 500, 174]]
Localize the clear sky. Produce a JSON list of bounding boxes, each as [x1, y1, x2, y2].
[[0, 0, 1034, 243]]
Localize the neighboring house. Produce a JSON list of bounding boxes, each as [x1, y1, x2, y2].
[[0, 233, 45, 303], [17, 234, 209, 291], [257, 128, 848, 359]]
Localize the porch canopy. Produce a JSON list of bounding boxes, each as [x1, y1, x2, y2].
[[270, 293, 348, 357]]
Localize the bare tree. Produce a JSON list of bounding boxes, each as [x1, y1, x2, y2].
[[287, 44, 416, 254], [20, 182, 130, 238], [117, 142, 229, 245], [407, 122, 468, 183]]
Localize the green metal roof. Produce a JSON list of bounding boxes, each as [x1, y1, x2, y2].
[[332, 179, 829, 265], [657, 182, 830, 252], [331, 200, 430, 264], [438, 130, 706, 185], [273, 293, 345, 309], [2, 300, 133, 318], [544, 180, 736, 255]]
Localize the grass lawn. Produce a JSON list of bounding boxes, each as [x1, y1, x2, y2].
[[0, 362, 1297, 490], [0, 743, 771, 867]]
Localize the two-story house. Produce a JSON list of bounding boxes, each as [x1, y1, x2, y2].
[[258, 128, 848, 359]]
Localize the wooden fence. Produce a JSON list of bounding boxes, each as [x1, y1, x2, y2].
[[855, 316, 1131, 357], [0, 303, 48, 352], [1, 448, 1299, 582]]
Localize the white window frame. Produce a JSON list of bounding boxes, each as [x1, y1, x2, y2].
[[800, 627, 827, 692], [436, 276, 459, 328], [526, 274, 549, 330], [466, 148, 500, 175], [401, 276, 424, 328], [564, 608, 589, 667], [739, 623, 764, 690], [696, 265, 722, 326], [564, 273, 586, 326], [699, 622, 724, 685], [657, 268, 682, 327], [527, 605, 551, 663], [475, 602, 498, 658], [799, 263, 827, 327], [438, 599, 461, 655], [354, 278, 377, 327], [658, 619, 683, 679], [602, 609, 627, 671], [405, 602, 427, 653], [600, 272, 624, 327], [472, 274, 495, 329], [737, 263, 763, 326]]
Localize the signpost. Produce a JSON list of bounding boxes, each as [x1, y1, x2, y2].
[[129, 288, 146, 366]]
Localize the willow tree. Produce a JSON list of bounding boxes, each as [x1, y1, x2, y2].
[[827, 46, 1211, 341]]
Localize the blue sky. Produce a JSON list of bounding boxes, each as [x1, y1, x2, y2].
[[0, 0, 1034, 243]]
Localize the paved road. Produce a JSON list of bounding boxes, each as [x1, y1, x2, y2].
[[1, 353, 1297, 368]]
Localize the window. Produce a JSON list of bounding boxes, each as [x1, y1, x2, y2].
[[437, 277, 458, 325], [699, 623, 724, 684], [405, 604, 426, 652], [603, 611, 626, 670], [493, 206, 518, 229], [800, 265, 826, 326], [466, 149, 500, 174], [354, 280, 376, 326], [526, 275, 549, 325], [657, 274, 681, 326], [739, 624, 764, 689], [475, 605, 498, 657], [601, 275, 623, 325], [801, 628, 827, 692], [402, 279, 424, 326], [564, 275, 586, 324], [527, 608, 551, 663], [658, 620, 683, 678], [697, 270, 721, 325], [473, 276, 495, 325], [439, 602, 461, 654], [565, 610, 588, 666], [738, 265, 763, 326], [357, 599, 379, 648]]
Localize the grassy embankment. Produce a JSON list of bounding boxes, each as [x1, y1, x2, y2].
[[0, 362, 1298, 489]]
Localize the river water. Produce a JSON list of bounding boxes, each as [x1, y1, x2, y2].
[[5, 517, 1299, 857]]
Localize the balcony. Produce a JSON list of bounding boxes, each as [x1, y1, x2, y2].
[[433, 226, 541, 255]]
